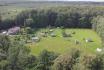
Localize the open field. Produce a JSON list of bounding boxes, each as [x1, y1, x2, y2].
[[26, 28, 102, 56]]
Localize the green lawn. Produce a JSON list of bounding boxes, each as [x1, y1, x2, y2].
[[27, 28, 102, 56]]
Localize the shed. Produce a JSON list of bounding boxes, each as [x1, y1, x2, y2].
[[50, 33, 56, 37], [85, 38, 93, 43], [32, 37, 40, 42], [26, 40, 32, 43], [49, 29, 53, 32], [40, 32, 47, 37]]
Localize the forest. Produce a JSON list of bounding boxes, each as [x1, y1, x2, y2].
[[0, 4, 104, 70]]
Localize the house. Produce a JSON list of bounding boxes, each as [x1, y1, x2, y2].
[[7, 26, 20, 35]]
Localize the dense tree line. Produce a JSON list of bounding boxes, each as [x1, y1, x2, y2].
[[53, 49, 104, 70], [92, 16, 104, 47], [0, 35, 36, 70], [0, 35, 58, 70], [15, 7, 95, 28], [1, 6, 104, 30], [0, 35, 104, 70]]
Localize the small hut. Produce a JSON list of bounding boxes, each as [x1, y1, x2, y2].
[[49, 29, 53, 33], [32, 37, 40, 42], [50, 33, 56, 37], [26, 40, 32, 43], [85, 38, 93, 43], [0, 53, 7, 57], [40, 32, 47, 37]]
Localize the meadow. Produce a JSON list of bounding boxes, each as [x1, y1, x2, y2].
[[26, 28, 102, 56]]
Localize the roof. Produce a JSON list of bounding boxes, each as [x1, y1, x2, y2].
[[49, 29, 53, 32], [2, 31, 7, 34], [7, 26, 20, 34], [32, 37, 39, 40], [51, 33, 55, 35], [86, 38, 92, 40]]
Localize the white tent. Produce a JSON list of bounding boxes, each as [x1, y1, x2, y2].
[[49, 29, 53, 32], [2, 31, 7, 35], [85, 38, 93, 43], [96, 48, 102, 52]]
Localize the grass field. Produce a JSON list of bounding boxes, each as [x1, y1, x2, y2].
[[26, 28, 102, 56]]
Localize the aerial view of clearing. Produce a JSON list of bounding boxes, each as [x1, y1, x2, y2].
[[28, 28, 101, 55], [0, 0, 104, 70]]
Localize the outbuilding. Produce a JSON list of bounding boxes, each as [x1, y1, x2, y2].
[[40, 32, 47, 37], [7, 26, 20, 35], [50, 33, 56, 37], [32, 37, 40, 42], [85, 38, 93, 43], [49, 29, 53, 32]]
